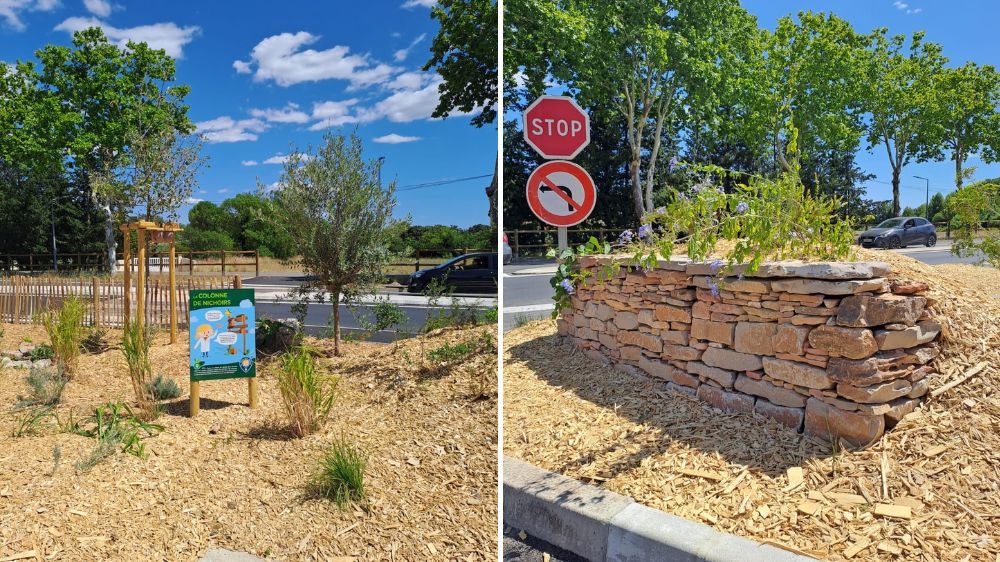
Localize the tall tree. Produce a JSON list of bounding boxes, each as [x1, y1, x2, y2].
[[33, 28, 193, 272], [424, 0, 499, 225], [268, 132, 401, 355], [860, 30, 946, 216], [928, 62, 1000, 189], [125, 128, 207, 222]]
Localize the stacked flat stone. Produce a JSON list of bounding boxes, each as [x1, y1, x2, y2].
[[557, 256, 940, 448]]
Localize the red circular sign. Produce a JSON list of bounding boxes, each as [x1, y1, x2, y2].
[[526, 161, 596, 227], [523, 96, 591, 160]]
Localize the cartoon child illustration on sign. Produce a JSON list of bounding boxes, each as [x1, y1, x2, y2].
[[195, 324, 215, 357]]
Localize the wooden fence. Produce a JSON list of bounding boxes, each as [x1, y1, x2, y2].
[[0, 275, 239, 329], [0, 250, 259, 277]]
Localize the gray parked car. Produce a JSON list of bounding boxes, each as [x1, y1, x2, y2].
[[858, 217, 937, 249]]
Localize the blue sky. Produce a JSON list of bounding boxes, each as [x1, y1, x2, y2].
[[0, 0, 496, 227], [742, 0, 1000, 209]]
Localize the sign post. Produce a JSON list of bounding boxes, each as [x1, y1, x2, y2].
[[523, 96, 593, 248], [188, 287, 257, 416]]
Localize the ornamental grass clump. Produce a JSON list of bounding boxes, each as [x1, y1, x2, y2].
[[277, 348, 337, 438], [312, 437, 367, 508], [121, 322, 157, 419], [39, 296, 87, 378]]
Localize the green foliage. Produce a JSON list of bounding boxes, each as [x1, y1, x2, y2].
[[17, 366, 67, 408], [312, 437, 367, 508], [71, 401, 164, 468], [389, 224, 495, 254], [177, 225, 235, 252], [29, 344, 54, 361], [948, 180, 1000, 267], [11, 406, 58, 438], [80, 328, 110, 354], [355, 297, 408, 340], [145, 375, 181, 400], [39, 296, 86, 377], [547, 236, 611, 317], [277, 348, 338, 438], [427, 341, 474, 363], [267, 131, 402, 355], [121, 322, 157, 419]]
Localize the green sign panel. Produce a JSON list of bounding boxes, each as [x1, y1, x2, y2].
[[189, 289, 256, 381]]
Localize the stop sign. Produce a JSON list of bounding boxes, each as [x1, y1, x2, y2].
[[523, 96, 590, 160]]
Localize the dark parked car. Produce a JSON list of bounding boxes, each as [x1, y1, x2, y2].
[[858, 217, 937, 249], [407, 252, 499, 293]]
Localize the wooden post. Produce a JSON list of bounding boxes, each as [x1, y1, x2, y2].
[[254, 250, 259, 278], [91, 277, 99, 329], [136, 228, 146, 329], [233, 274, 258, 409], [189, 380, 200, 417], [221, 251, 226, 279], [122, 231, 131, 325], [169, 239, 177, 344], [188, 251, 193, 276]]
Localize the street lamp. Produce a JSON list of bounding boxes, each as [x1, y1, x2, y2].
[[376, 156, 386, 187], [913, 176, 930, 220]]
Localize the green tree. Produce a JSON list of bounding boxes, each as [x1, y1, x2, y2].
[[33, 28, 193, 272], [267, 132, 402, 355], [860, 30, 946, 216], [927, 62, 1000, 189], [425, 0, 499, 225], [124, 128, 207, 222]]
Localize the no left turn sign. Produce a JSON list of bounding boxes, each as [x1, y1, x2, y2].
[[525, 161, 596, 227]]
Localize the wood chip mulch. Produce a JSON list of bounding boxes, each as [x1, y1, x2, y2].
[[504, 248, 999, 562], [0, 323, 498, 562]]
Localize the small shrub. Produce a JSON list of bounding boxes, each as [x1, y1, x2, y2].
[[145, 375, 182, 400], [11, 406, 57, 437], [479, 306, 499, 324], [427, 341, 474, 363], [277, 348, 337, 438], [29, 344, 54, 361], [312, 437, 367, 508], [71, 401, 164, 470], [81, 328, 110, 354], [17, 366, 67, 407], [121, 323, 157, 419], [38, 296, 86, 377]]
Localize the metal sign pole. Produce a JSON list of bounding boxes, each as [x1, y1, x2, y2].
[[558, 227, 568, 250]]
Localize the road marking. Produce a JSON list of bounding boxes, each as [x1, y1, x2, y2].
[[503, 304, 555, 313]]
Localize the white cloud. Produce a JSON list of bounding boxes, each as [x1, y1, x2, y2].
[[234, 31, 398, 88], [241, 160, 258, 166], [386, 70, 432, 91], [308, 98, 360, 130], [0, 0, 60, 31], [82, 0, 110, 17], [393, 33, 426, 62], [54, 17, 200, 58], [373, 133, 421, 144], [893, 1, 922, 13], [263, 153, 311, 165], [358, 75, 444, 123], [185, 197, 204, 204], [401, 0, 435, 8], [249, 103, 310, 124], [195, 116, 268, 143], [218, 188, 229, 193]]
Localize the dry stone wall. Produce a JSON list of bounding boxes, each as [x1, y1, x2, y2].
[[557, 256, 941, 448]]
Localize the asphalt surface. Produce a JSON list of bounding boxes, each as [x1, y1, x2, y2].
[[503, 527, 586, 562], [501, 240, 989, 331]]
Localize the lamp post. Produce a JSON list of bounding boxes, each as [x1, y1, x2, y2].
[[376, 156, 385, 186], [913, 176, 930, 220]]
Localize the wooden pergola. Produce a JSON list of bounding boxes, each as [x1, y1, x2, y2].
[[120, 220, 183, 343]]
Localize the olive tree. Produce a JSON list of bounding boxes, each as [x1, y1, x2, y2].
[[268, 131, 401, 355]]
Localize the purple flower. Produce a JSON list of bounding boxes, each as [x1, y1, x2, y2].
[[655, 206, 666, 214], [736, 201, 749, 214], [706, 277, 720, 298], [638, 224, 653, 240], [677, 192, 688, 201], [737, 273, 744, 281], [669, 155, 679, 172], [709, 259, 723, 274], [559, 278, 575, 295], [642, 267, 651, 274], [617, 229, 635, 245]]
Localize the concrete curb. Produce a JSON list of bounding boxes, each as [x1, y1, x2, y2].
[[504, 456, 815, 562]]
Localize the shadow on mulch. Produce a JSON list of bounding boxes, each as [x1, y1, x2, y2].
[[159, 397, 244, 416], [506, 331, 833, 479], [244, 421, 299, 441]]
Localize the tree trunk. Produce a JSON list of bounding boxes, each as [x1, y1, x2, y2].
[[330, 288, 341, 356], [955, 149, 963, 190], [487, 155, 498, 227], [101, 202, 117, 274], [630, 157, 644, 223], [891, 167, 902, 217]]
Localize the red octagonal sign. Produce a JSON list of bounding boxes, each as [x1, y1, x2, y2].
[[523, 96, 590, 160]]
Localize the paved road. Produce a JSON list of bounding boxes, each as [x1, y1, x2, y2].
[[503, 527, 585, 562], [501, 241, 988, 331]]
